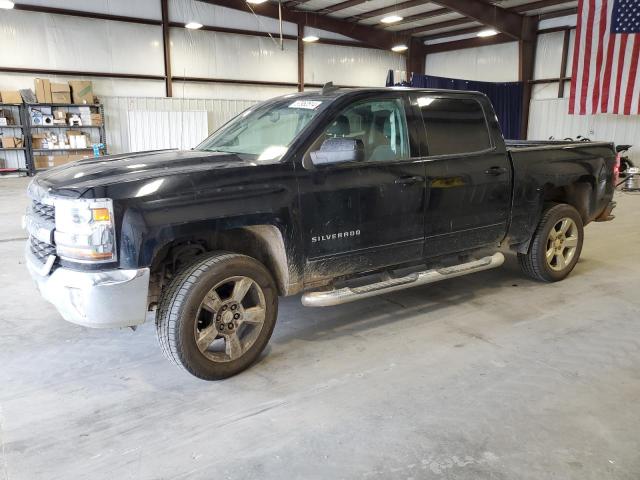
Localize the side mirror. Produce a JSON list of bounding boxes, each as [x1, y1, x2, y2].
[[310, 138, 364, 166]]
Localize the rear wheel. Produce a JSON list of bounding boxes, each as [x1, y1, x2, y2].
[[518, 203, 584, 282], [156, 252, 278, 380]]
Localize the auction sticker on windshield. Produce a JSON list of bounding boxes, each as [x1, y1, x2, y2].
[[289, 100, 322, 110]]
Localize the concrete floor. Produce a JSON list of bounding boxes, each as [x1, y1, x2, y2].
[[1, 176, 639, 480]]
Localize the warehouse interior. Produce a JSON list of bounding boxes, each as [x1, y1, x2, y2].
[[1, 0, 639, 478]]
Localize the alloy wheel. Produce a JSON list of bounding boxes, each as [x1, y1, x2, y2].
[[194, 276, 266, 362], [545, 217, 579, 271]]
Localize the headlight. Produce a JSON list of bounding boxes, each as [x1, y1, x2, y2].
[[54, 198, 117, 262]]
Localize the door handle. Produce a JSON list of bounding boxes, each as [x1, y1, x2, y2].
[[484, 166, 507, 176], [395, 175, 424, 185]]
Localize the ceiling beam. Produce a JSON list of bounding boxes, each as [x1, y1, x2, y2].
[[399, 17, 474, 36], [348, 0, 438, 21], [425, 32, 512, 53], [539, 7, 577, 19], [321, 0, 370, 14], [382, 7, 450, 27], [418, 0, 575, 42], [197, 0, 404, 50], [422, 25, 487, 41], [511, 0, 574, 13], [427, 0, 527, 39]]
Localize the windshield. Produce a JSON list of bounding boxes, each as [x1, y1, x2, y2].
[[196, 98, 327, 162]]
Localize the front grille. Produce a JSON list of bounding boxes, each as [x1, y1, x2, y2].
[[30, 237, 56, 263], [32, 200, 55, 223]]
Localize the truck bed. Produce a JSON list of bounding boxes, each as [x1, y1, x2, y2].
[[504, 138, 617, 253]]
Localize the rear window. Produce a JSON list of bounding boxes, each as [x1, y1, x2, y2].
[[417, 96, 491, 156]]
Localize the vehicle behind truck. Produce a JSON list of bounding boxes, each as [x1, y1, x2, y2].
[[24, 87, 618, 380]]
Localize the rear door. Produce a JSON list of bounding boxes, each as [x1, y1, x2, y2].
[[297, 93, 427, 282], [410, 93, 511, 256]]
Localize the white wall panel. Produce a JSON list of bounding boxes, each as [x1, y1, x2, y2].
[[532, 82, 560, 99], [304, 43, 405, 86], [534, 32, 564, 79], [17, 0, 161, 19], [425, 42, 519, 82], [528, 98, 640, 163], [127, 110, 208, 151], [172, 82, 296, 100], [539, 14, 577, 30], [169, 0, 297, 35], [0, 10, 164, 75], [0, 72, 165, 98], [170, 29, 298, 83], [102, 96, 259, 154]]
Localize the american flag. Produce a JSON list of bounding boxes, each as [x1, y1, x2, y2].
[[569, 0, 640, 115]]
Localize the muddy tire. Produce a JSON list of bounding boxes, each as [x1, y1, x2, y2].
[[518, 203, 584, 282], [156, 252, 278, 380]]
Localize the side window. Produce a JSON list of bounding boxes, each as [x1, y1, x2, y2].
[[315, 98, 410, 163], [417, 97, 491, 156]]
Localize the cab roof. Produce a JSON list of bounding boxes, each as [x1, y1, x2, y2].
[[278, 86, 486, 102]]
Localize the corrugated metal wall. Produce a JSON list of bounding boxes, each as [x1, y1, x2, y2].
[[102, 96, 259, 154], [528, 98, 640, 163]]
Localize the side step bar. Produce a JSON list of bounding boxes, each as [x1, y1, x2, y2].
[[301, 252, 505, 307]]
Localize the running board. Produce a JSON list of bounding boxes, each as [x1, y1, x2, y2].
[[301, 252, 505, 307]]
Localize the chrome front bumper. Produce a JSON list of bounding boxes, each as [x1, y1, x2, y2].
[[25, 245, 150, 329]]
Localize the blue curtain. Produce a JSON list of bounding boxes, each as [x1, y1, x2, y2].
[[410, 74, 524, 140]]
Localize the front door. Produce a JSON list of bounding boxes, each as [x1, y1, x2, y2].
[[411, 93, 512, 256], [297, 95, 426, 283]]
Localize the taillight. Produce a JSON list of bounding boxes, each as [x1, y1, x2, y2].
[[614, 153, 621, 184]]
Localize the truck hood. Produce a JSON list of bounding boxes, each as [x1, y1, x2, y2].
[[34, 149, 267, 195]]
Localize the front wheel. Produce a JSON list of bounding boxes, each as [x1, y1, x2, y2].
[[518, 203, 584, 282], [156, 252, 278, 380]]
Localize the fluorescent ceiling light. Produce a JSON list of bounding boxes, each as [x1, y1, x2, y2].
[[302, 35, 319, 43], [391, 44, 408, 52], [185, 22, 203, 29], [381, 15, 403, 24], [477, 29, 498, 37], [0, 0, 15, 9], [247, 0, 269, 4]]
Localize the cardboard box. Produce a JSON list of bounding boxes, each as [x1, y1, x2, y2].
[[50, 83, 71, 104], [1, 136, 23, 149], [34, 78, 52, 103], [31, 134, 47, 149], [68, 131, 88, 149], [0, 91, 22, 104], [69, 81, 94, 104], [0, 109, 15, 125], [89, 113, 103, 126], [34, 153, 88, 170]]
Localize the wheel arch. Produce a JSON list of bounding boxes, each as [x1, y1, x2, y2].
[[541, 176, 595, 224], [509, 177, 595, 255], [148, 223, 296, 298]]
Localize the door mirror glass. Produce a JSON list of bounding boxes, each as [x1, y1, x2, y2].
[[310, 138, 365, 166]]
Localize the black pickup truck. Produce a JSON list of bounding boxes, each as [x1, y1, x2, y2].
[[24, 87, 618, 380]]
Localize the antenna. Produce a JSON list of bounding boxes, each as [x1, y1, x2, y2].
[[322, 82, 338, 95]]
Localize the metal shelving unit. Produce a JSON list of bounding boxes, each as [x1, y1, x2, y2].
[[0, 103, 30, 176], [26, 103, 107, 174]]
